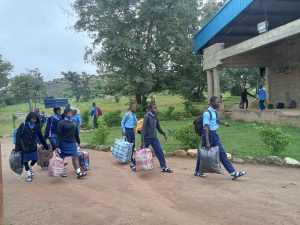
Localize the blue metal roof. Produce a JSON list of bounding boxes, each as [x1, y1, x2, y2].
[[193, 0, 254, 54]]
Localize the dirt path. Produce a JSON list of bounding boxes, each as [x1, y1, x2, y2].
[[1, 137, 300, 225]]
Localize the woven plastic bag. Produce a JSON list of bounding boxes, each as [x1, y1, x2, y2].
[[9, 149, 23, 175], [199, 146, 221, 174], [48, 154, 64, 177], [112, 137, 133, 163], [135, 148, 154, 171]]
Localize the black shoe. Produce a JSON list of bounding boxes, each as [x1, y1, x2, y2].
[[161, 167, 173, 173], [130, 164, 137, 172], [27, 175, 33, 182]]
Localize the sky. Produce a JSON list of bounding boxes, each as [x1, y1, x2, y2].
[[0, 0, 97, 81]]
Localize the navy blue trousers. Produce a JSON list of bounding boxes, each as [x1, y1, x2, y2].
[[144, 138, 166, 169], [259, 100, 266, 110], [125, 128, 135, 164], [195, 131, 235, 174]]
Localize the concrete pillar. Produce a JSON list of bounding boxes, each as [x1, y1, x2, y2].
[[265, 67, 270, 103], [207, 70, 213, 102], [213, 68, 221, 97]]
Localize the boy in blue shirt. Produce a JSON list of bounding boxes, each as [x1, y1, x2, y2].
[[256, 85, 266, 110], [90, 102, 98, 129], [195, 96, 246, 180], [121, 103, 138, 171]]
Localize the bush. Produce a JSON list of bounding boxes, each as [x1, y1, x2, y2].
[[174, 124, 200, 149], [257, 126, 290, 154], [92, 126, 111, 145], [159, 105, 176, 121], [81, 110, 90, 128], [183, 101, 201, 117], [103, 110, 122, 127]]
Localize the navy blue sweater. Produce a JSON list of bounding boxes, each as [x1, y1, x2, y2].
[[44, 115, 61, 139]]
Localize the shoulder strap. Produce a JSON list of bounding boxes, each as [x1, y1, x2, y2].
[[207, 110, 212, 120], [21, 122, 26, 135]]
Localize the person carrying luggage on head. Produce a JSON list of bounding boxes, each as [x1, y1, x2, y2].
[[121, 103, 138, 171], [44, 107, 62, 150], [195, 96, 246, 180], [15, 112, 49, 182], [56, 108, 87, 179], [141, 103, 173, 173]]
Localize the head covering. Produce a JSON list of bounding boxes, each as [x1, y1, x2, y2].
[[64, 107, 73, 115], [25, 112, 40, 124]]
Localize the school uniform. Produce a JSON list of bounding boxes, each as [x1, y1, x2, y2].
[[57, 117, 80, 158], [257, 88, 266, 110], [196, 107, 235, 174], [141, 112, 167, 169], [72, 114, 82, 133], [90, 106, 98, 128], [44, 114, 62, 149], [121, 111, 137, 164]]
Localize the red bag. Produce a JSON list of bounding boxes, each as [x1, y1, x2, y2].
[[97, 107, 102, 117]]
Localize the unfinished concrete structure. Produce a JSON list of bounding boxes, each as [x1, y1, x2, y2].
[[193, 0, 300, 126]]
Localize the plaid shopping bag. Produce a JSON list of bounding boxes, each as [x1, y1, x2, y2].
[[135, 148, 154, 171], [112, 137, 133, 163]]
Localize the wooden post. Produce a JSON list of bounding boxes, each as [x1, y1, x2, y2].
[[0, 142, 4, 225]]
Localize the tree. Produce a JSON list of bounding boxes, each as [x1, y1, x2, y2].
[[10, 69, 46, 111], [73, 0, 201, 107], [61, 71, 93, 102], [0, 54, 13, 90]]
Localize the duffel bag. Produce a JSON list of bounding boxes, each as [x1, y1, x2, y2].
[[112, 137, 133, 163]]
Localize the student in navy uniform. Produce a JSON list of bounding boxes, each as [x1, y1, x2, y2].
[[15, 112, 49, 182], [196, 96, 246, 180], [141, 103, 173, 173], [44, 107, 62, 150], [121, 103, 138, 171], [56, 108, 86, 179], [90, 102, 98, 129]]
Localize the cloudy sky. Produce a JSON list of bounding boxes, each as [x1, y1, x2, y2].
[[0, 0, 97, 81]]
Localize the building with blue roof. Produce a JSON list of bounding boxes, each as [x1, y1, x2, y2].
[[194, 0, 300, 116]]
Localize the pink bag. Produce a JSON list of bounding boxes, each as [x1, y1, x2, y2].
[[48, 153, 65, 177], [135, 148, 154, 171]]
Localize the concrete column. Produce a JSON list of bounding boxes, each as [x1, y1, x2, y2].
[[207, 70, 213, 102], [265, 67, 270, 103], [213, 68, 221, 97]]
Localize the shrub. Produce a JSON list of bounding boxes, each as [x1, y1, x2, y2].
[[81, 110, 90, 128], [174, 124, 200, 149], [183, 101, 201, 117], [159, 105, 176, 121], [92, 126, 111, 145], [257, 126, 290, 154], [103, 110, 122, 127]]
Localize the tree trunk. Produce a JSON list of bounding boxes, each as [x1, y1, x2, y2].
[[135, 93, 148, 112]]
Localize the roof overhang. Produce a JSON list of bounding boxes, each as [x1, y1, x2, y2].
[[193, 0, 300, 55]]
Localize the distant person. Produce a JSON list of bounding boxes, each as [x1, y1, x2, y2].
[[141, 103, 173, 173], [40, 110, 48, 127], [241, 88, 256, 109], [256, 85, 266, 110], [195, 96, 246, 180], [15, 112, 49, 182], [72, 109, 83, 133], [90, 102, 98, 129], [44, 107, 62, 150], [56, 108, 87, 179], [121, 103, 138, 171]]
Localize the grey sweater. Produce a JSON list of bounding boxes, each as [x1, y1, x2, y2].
[[141, 112, 165, 144]]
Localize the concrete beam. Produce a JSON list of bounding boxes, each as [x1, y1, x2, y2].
[[203, 43, 224, 70], [217, 18, 300, 61]]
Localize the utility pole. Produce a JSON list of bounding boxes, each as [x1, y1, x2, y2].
[[0, 142, 4, 225]]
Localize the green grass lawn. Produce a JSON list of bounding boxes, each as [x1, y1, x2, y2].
[[1, 94, 300, 161]]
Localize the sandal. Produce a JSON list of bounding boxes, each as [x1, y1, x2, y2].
[[231, 171, 246, 180], [194, 172, 207, 178], [161, 167, 173, 173], [77, 172, 87, 179]]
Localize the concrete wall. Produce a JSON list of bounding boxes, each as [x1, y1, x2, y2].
[[268, 36, 300, 108]]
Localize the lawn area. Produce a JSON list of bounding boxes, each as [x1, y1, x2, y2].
[[1, 94, 300, 161]]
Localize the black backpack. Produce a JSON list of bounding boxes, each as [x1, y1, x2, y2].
[[193, 110, 214, 137]]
